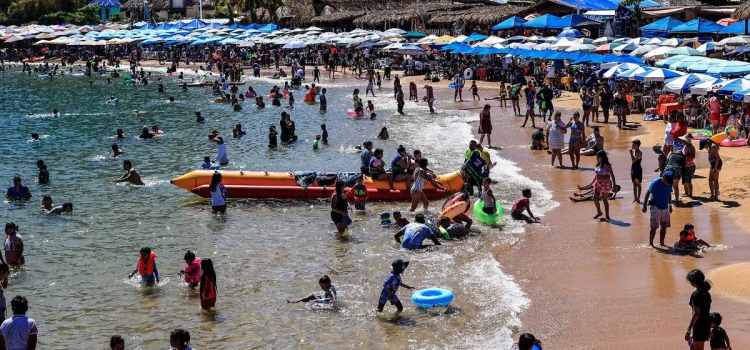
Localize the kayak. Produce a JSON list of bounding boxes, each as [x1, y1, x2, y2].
[[190, 185, 450, 201]]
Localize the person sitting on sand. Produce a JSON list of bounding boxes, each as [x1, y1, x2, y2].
[[512, 189, 540, 223], [570, 184, 620, 202], [677, 223, 710, 250], [579, 127, 604, 156], [113, 160, 145, 185]]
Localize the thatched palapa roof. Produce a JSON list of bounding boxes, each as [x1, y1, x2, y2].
[[428, 5, 528, 25], [121, 0, 215, 11], [734, 1, 750, 20]]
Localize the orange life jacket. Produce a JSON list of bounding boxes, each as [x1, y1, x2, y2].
[[138, 251, 156, 275]]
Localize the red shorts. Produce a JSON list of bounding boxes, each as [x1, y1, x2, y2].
[[201, 297, 216, 310], [720, 115, 728, 126], [709, 112, 720, 122]]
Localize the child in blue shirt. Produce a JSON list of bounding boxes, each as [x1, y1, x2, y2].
[[377, 259, 415, 313], [288, 275, 338, 304], [321, 124, 328, 145]]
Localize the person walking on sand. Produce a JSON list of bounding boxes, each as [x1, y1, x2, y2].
[[581, 150, 615, 222], [685, 269, 712, 350], [478, 105, 493, 148], [454, 73, 464, 102], [566, 112, 585, 170], [424, 85, 435, 114], [631, 139, 643, 203], [642, 171, 674, 247], [521, 87, 536, 128], [681, 134, 696, 199], [700, 139, 722, 201]]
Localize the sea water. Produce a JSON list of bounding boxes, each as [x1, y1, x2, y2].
[[0, 67, 554, 349]]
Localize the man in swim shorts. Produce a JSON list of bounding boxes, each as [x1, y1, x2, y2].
[[642, 171, 674, 247], [113, 160, 145, 185]]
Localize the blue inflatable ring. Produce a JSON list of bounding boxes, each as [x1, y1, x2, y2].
[[411, 288, 454, 308], [473, 199, 504, 224]]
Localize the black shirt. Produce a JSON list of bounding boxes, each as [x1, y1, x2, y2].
[[710, 326, 727, 349], [599, 91, 613, 105], [666, 152, 686, 171], [689, 289, 712, 334]]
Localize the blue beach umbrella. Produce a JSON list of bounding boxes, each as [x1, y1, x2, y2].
[[690, 78, 724, 95], [731, 89, 750, 102], [557, 28, 584, 39], [663, 73, 716, 93], [617, 66, 653, 80], [634, 68, 684, 82], [492, 16, 527, 31], [706, 61, 750, 76], [715, 78, 750, 95]]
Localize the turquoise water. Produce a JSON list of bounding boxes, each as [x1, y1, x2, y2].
[[0, 67, 546, 349]]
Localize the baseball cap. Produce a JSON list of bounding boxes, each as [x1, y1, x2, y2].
[[663, 171, 674, 185]]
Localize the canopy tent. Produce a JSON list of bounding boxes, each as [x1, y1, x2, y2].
[[718, 20, 749, 35], [640, 17, 685, 33], [523, 14, 562, 29], [669, 18, 725, 34], [555, 14, 600, 28], [549, 0, 661, 11], [181, 19, 208, 29], [257, 23, 277, 33], [491, 16, 527, 31]]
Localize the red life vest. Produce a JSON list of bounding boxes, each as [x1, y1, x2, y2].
[[138, 252, 156, 275]]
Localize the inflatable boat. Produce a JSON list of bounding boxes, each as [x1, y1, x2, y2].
[[190, 185, 450, 201]]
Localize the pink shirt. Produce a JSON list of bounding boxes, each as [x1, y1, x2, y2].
[[4, 234, 23, 265], [708, 96, 720, 114]]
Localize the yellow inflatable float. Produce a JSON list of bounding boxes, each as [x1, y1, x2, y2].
[[170, 170, 464, 192]]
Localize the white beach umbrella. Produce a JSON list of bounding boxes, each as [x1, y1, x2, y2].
[[659, 38, 680, 47], [630, 45, 658, 57], [643, 46, 674, 60], [565, 44, 597, 52], [718, 36, 750, 48]]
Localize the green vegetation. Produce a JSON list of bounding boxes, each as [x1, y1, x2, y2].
[[4, 0, 102, 25]]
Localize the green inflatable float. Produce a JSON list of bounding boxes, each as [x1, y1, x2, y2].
[[473, 199, 504, 224]]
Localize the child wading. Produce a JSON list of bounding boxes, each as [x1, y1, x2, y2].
[[179, 251, 202, 288], [287, 275, 338, 304], [129, 247, 159, 286], [377, 259, 415, 314], [200, 258, 217, 312]]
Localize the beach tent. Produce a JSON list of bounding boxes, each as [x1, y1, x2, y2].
[[640, 17, 684, 38], [523, 14, 562, 30], [181, 19, 208, 29], [670, 18, 724, 34], [257, 23, 277, 33], [718, 20, 749, 35], [554, 15, 600, 29], [492, 16, 527, 31]]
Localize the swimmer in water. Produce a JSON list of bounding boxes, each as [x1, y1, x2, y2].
[[107, 96, 117, 105], [113, 160, 145, 185], [196, 111, 205, 123], [167, 96, 175, 103], [179, 251, 201, 289], [151, 125, 162, 136], [110, 143, 124, 157], [138, 126, 154, 139], [52, 108, 58, 115], [37, 160, 49, 184], [232, 124, 246, 139], [201, 156, 216, 169], [40, 195, 73, 214], [169, 329, 191, 350], [30, 133, 40, 141], [287, 275, 337, 304], [114, 129, 126, 139], [128, 247, 159, 286]]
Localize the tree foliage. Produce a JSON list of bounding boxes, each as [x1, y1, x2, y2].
[[37, 5, 102, 25], [7, 0, 98, 25]]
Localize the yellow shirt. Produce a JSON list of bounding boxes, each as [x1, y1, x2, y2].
[[479, 149, 491, 165]]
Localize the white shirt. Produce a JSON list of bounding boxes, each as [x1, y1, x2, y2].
[[546, 66, 555, 78], [363, 48, 370, 58], [1, 315, 37, 350], [664, 122, 674, 145]]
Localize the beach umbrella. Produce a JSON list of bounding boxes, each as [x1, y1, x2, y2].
[[433, 35, 454, 43], [463, 33, 489, 42], [403, 31, 427, 39], [575, 37, 594, 44], [690, 78, 724, 95], [664, 73, 717, 93], [564, 43, 596, 52], [612, 42, 640, 55], [384, 28, 407, 35], [659, 38, 681, 47], [593, 36, 617, 45], [4, 36, 25, 43], [629, 45, 659, 57], [417, 34, 438, 43], [643, 46, 674, 60], [714, 78, 750, 95], [491, 16, 527, 31], [396, 44, 425, 56], [686, 59, 722, 73], [335, 37, 354, 46], [629, 37, 650, 45], [643, 38, 663, 45], [526, 35, 545, 43], [506, 35, 527, 43], [617, 66, 653, 80], [634, 68, 685, 82], [696, 42, 719, 54], [594, 43, 620, 53], [617, 55, 645, 64], [551, 38, 575, 50], [665, 47, 703, 57], [732, 89, 750, 102], [718, 36, 750, 48], [600, 63, 642, 78], [706, 61, 750, 76], [450, 35, 468, 43], [33, 40, 49, 45], [717, 18, 738, 26], [557, 28, 583, 38], [669, 56, 709, 70]]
